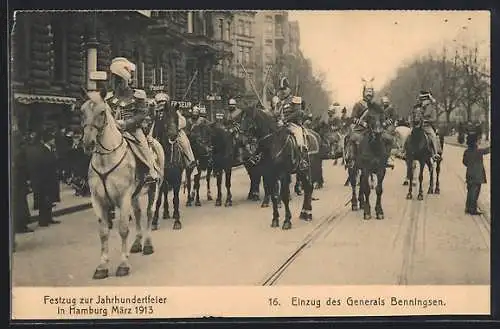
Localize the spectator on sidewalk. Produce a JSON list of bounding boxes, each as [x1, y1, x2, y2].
[[462, 132, 490, 216], [26, 129, 61, 227], [55, 126, 73, 183], [12, 129, 33, 234]]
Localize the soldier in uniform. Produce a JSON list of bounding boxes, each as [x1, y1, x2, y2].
[[327, 104, 342, 131], [105, 57, 158, 184], [381, 95, 397, 168], [154, 92, 197, 172], [224, 98, 245, 163], [345, 79, 386, 168], [273, 76, 309, 170], [411, 91, 442, 161], [191, 105, 210, 129]]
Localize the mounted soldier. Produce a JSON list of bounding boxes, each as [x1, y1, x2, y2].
[[190, 105, 210, 130], [105, 57, 158, 184], [411, 91, 442, 161], [154, 92, 198, 172], [381, 95, 397, 168], [327, 103, 342, 131], [273, 76, 309, 171], [345, 78, 386, 168], [224, 98, 245, 163]]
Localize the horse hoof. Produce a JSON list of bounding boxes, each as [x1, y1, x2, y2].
[[215, 200, 222, 207], [207, 195, 213, 201], [435, 188, 440, 194], [195, 200, 202, 207], [173, 221, 182, 230], [364, 214, 372, 220], [143, 245, 154, 255], [92, 268, 109, 280], [186, 201, 192, 207], [376, 213, 384, 220], [130, 242, 142, 253], [115, 266, 130, 277], [271, 219, 280, 228], [282, 221, 292, 230], [406, 194, 412, 200], [417, 194, 424, 200], [163, 213, 170, 220], [403, 181, 409, 186], [261, 203, 269, 208], [152, 223, 159, 231], [352, 204, 358, 211], [225, 201, 232, 207], [278, 203, 282, 208], [307, 213, 313, 220]]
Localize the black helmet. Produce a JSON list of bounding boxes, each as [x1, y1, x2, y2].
[[279, 76, 290, 90]]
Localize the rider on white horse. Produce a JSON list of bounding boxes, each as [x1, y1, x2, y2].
[[154, 92, 198, 173], [273, 76, 309, 171], [411, 91, 442, 161], [105, 57, 158, 184]]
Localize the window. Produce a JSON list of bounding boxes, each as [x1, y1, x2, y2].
[[225, 21, 231, 41], [219, 18, 224, 40], [51, 16, 67, 82], [238, 19, 244, 35], [238, 46, 244, 64], [264, 44, 273, 63], [247, 21, 252, 37], [243, 47, 250, 64], [12, 14, 30, 81]]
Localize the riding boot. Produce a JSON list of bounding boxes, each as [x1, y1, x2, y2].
[[346, 143, 356, 169]]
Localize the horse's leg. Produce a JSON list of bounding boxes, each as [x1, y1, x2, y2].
[[299, 171, 314, 221], [194, 172, 202, 206], [403, 159, 410, 185], [215, 170, 222, 206], [435, 159, 441, 194], [417, 161, 425, 200], [281, 175, 293, 230], [267, 172, 280, 228], [375, 169, 386, 220], [358, 169, 365, 209], [116, 192, 134, 277], [406, 158, 414, 199], [349, 167, 359, 211], [152, 180, 163, 229], [172, 183, 182, 230], [185, 168, 193, 207], [224, 168, 233, 207], [206, 166, 213, 200], [294, 175, 302, 195], [142, 185, 157, 255], [427, 159, 434, 194], [361, 172, 371, 220], [163, 181, 170, 219], [92, 198, 111, 280], [261, 173, 271, 208], [130, 194, 143, 254]]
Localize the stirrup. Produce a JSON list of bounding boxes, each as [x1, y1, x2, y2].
[[144, 174, 158, 184]]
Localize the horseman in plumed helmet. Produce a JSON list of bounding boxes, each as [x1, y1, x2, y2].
[[190, 104, 209, 129], [411, 90, 442, 161], [273, 76, 309, 170], [154, 92, 198, 172], [224, 98, 245, 163], [346, 78, 387, 168], [105, 57, 158, 184]]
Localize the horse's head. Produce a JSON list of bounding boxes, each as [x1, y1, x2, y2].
[[163, 102, 179, 143], [80, 99, 113, 154], [240, 105, 276, 138], [366, 111, 384, 139]]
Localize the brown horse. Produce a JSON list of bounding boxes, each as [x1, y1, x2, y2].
[[81, 100, 165, 279]]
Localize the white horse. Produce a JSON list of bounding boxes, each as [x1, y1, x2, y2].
[[80, 99, 165, 279]]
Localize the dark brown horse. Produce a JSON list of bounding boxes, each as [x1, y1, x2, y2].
[[211, 121, 235, 207]]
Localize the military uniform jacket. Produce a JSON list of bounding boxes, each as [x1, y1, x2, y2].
[[462, 146, 490, 184], [276, 95, 302, 124], [412, 102, 437, 123], [106, 89, 148, 131], [351, 100, 383, 130]]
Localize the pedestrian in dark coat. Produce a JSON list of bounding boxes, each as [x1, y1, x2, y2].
[[25, 130, 61, 227], [462, 133, 490, 215], [12, 129, 33, 233]]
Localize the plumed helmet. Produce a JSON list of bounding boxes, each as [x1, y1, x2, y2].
[[362, 78, 375, 97], [418, 90, 432, 101], [381, 96, 390, 104], [154, 92, 170, 103], [215, 112, 224, 120], [110, 57, 136, 82], [279, 76, 290, 90], [228, 98, 237, 106], [191, 105, 200, 116]]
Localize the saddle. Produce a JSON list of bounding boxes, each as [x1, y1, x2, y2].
[[122, 131, 162, 176]]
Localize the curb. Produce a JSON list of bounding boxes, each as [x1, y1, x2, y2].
[[29, 165, 245, 220]]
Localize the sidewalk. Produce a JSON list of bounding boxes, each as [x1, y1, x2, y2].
[[444, 135, 491, 148], [27, 165, 245, 221]]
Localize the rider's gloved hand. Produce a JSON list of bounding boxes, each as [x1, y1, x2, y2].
[[116, 119, 126, 130]]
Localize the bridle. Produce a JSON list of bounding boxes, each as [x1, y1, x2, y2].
[[83, 105, 125, 155]]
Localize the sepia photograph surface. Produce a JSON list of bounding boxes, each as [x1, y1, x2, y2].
[[10, 9, 490, 319]]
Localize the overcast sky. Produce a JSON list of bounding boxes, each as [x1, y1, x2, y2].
[[288, 10, 490, 107]]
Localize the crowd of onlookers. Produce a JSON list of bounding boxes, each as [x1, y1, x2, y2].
[[12, 126, 91, 234]]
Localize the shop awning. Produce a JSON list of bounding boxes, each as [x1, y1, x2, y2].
[[14, 93, 77, 105]]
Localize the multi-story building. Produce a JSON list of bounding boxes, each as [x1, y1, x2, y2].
[[288, 20, 300, 56], [10, 10, 227, 132], [231, 11, 257, 99], [253, 10, 291, 107]]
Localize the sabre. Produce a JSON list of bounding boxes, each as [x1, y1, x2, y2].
[[239, 62, 266, 109], [182, 69, 199, 100]]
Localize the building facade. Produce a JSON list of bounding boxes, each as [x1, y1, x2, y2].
[[231, 11, 257, 95]]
